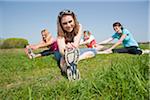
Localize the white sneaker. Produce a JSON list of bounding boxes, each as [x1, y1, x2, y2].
[[142, 49, 150, 54], [27, 48, 32, 54], [30, 52, 36, 59], [27, 48, 35, 59]]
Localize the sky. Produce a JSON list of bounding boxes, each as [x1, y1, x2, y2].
[[0, 0, 149, 44]]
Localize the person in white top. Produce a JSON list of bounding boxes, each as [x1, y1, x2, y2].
[[80, 30, 104, 51]]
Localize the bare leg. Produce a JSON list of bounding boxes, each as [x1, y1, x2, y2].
[[97, 50, 112, 54], [95, 44, 105, 51], [95, 44, 109, 51], [33, 54, 42, 58], [79, 51, 95, 61]]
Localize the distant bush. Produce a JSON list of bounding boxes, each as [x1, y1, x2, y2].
[[139, 42, 150, 49], [0, 38, 4, 47], [1, 38, 28, 49]]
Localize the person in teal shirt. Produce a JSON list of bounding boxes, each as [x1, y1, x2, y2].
[[98, 22, 142, 55]]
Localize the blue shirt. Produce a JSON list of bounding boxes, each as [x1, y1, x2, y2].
[[112, 29, 139, 47]]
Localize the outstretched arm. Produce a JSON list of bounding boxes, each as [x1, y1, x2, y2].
[[108, 34, 126, 50], [57, 37, 66, 55], [80, 35, 95, 45], [98, 34, 127, 54], [66, 24, 83, 49], [35, 39, 54, 49], [98, 37, 114, 45], [97, 34, 127, 54], [72, 24, 83, 48], [30, 35, 55, 50]]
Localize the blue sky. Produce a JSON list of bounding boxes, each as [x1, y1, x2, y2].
[[0, 0, 149, 44]]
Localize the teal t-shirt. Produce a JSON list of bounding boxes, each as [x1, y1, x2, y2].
[[112, 29, 139, 47]]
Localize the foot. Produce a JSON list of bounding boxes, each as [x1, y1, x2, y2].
[[142, 49, 150, 54], [26, 47, 35, 59], [65, 48, 79, 66]]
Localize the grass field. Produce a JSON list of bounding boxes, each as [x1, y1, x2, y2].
[[0, 44, 149, 99]]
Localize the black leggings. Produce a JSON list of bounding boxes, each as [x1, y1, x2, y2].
[[40, 49, 54, 56], [112, 46, 142, 55]]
